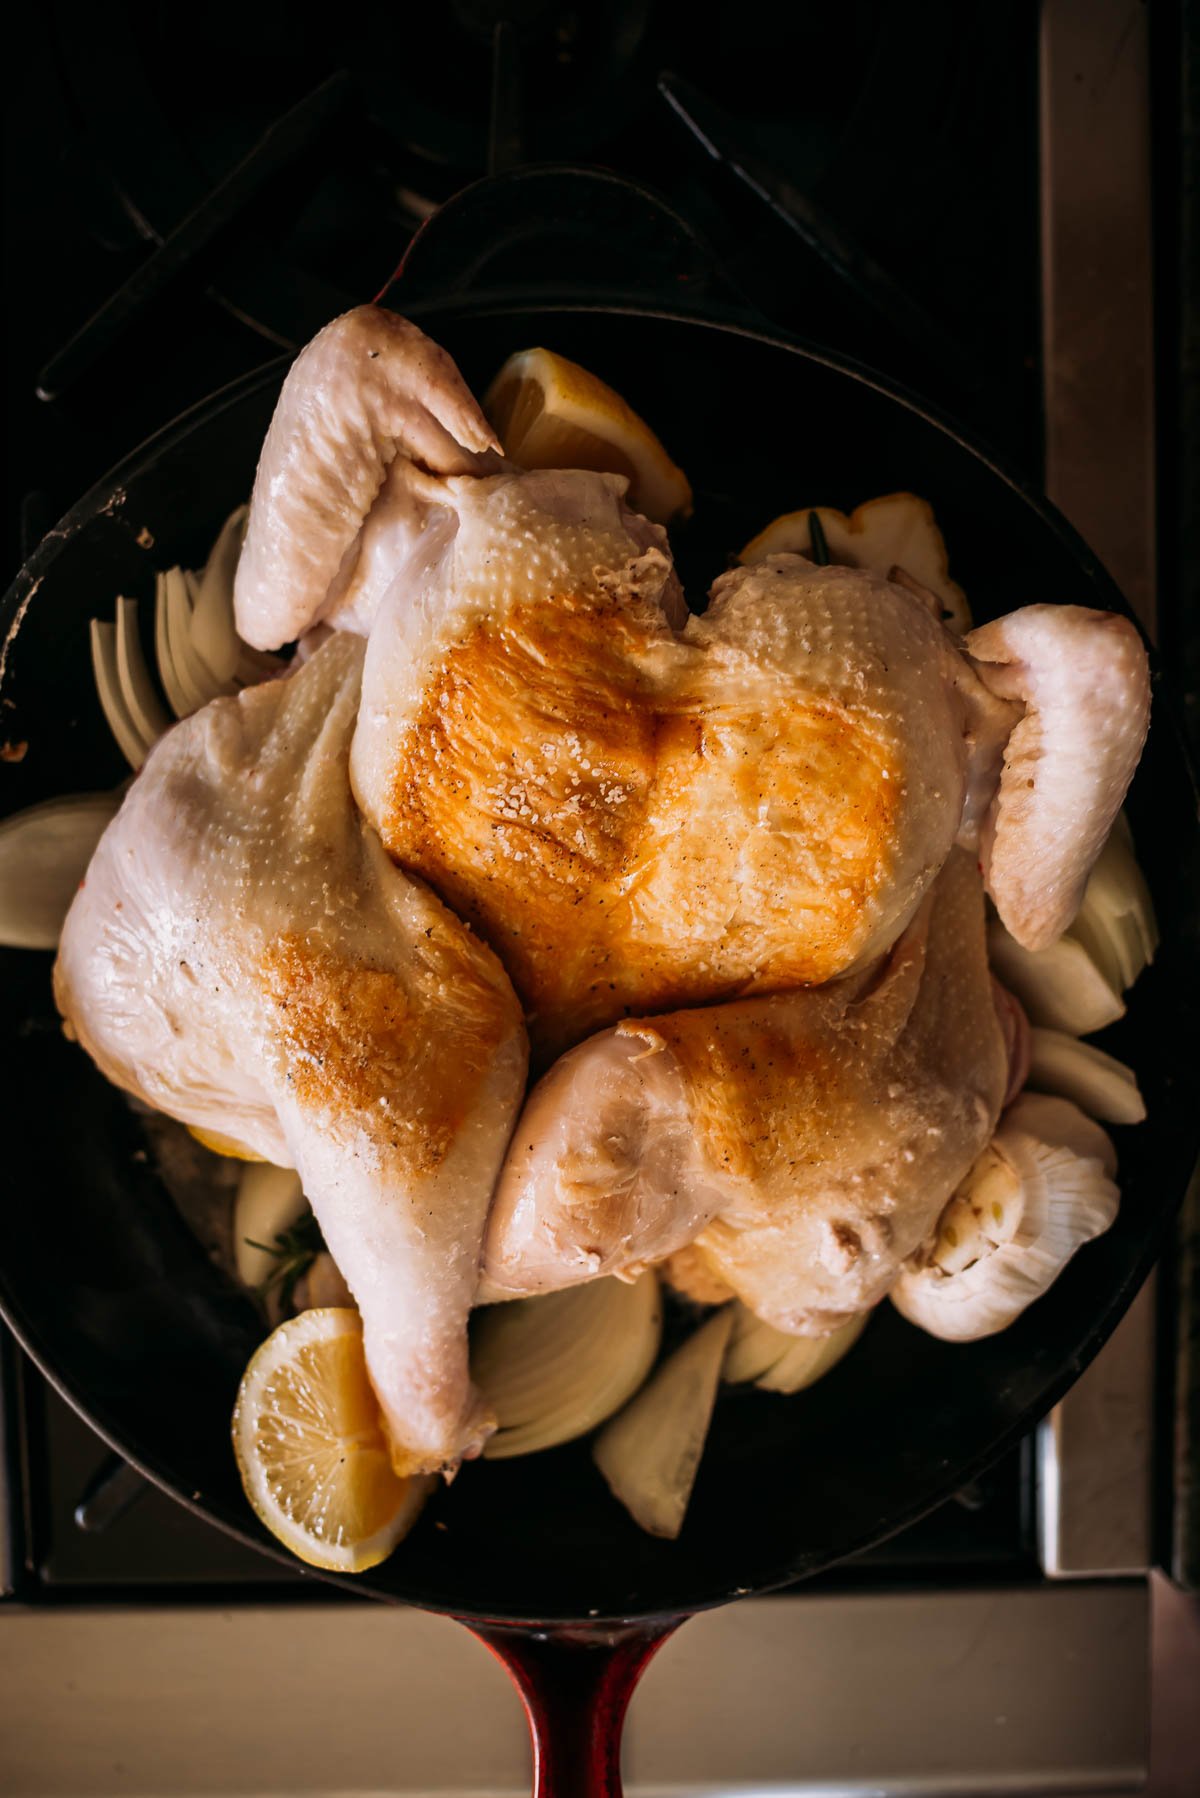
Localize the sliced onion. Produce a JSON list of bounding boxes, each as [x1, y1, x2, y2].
[[167, 567, 224, 710], [475, 1272, 662, 1459], [592, 1305, 733, 1538], [90, 619, 151, 769], [115, 596, 171, 748], [987, 917, 1124, 1036], [0, 791, 121, 949], [890, 1095, 1118, 1342], [1070, 814, 1158, 994], [189, 506, 247, 685], [724, 1307, 868, 1393], [1027, 1028, 1145, 1125], [154, 572, 194, 719], [234, 1164, 306, 1288]]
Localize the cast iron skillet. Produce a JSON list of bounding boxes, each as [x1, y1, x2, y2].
[[2, 290, 1198, 1791]]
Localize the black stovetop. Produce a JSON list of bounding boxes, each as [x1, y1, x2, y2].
[[1, 0, 1048, 1603]]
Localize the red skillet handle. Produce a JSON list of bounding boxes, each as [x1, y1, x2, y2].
[[470, 1619, 679, 1797]]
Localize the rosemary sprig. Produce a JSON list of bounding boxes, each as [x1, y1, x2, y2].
[[807, 511, 830, 566], [247, 1211, 325, 1311]]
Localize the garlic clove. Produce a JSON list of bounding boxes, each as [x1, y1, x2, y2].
[[0, 790, 122, 949], [928, 1145, 1023, 1274], [475, 1271, 662, 1459], [890, 1096, 1118, 1342], [592, 1305, 733, 1538], [1027, 1028, 1146, 1126]]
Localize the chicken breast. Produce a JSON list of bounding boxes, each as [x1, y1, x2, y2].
[[54, 637, 528, 1474], [354, 510, 1016, 1059], [482, 850, 1008, 1331]]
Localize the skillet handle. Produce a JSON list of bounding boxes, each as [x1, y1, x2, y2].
[[470, 1619, 678, 1797]]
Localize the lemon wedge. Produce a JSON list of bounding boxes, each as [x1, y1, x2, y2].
[[740, 492, 971, 633], [483, 346, 692, 524], [232, 1308, 433, 1572], [187, 1123, 266, 1162]]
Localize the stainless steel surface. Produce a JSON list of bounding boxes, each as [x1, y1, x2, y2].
[[0, 1586, 1150, 1796], [1038, 1285, 1156, 1579], [1036, 0, 1158, 1582]]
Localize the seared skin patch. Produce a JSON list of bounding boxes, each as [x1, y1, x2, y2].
[[260, 929, 514, 1176], [381, 591, 900, 1058]]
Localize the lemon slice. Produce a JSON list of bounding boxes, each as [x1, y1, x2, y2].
[[483, 347, 692, 524], [232, 1308, 432, 1572], [740, 493, 971, 633], [187, 1123, 266, 1162]]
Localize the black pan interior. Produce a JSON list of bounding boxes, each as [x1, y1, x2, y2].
[[1, 305, 1196, 1624]]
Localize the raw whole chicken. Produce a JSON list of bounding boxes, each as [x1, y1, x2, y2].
[[56, 303, 1153, 1484], [482, 849, 1009, 1328], [54, 636, 528, 1474]]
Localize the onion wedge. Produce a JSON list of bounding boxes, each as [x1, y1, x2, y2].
[[1069, 814, 1158, 994], [987, 917, 1124, 1036], [164, 567, 220, 711], [475, 1272, 662, 1459], [114, 596, 170, 748], [592, 1306, 733, 1538], [234, 1164, 306, 1288], [0, 790, 121, 949], [724, 1306, 868, 1392], [189, 506, 247, 685], [90, 619, 151, 769], [1027, 1028, 1145, 1125]]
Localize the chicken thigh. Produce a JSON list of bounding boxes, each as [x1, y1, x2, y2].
[[55, 637, 528, 1474], [482, 849, 1008, 1331], [234, 306, 1148, 1066]]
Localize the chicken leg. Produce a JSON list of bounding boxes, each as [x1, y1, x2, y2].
[[55, 637, 528, 1473], [482, 849, 1009, 1332]]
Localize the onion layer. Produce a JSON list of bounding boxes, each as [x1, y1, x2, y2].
[[0, 791, 122, 949], [724, 1306, 868, 1392], [592, 1305, 733, 1538], [475, 1272, 662, 1460]]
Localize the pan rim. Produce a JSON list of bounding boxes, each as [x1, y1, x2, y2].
[[1, 299, 1194, 1623]]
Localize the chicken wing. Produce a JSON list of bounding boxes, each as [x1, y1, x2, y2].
[[54, 637, 528, 1473]]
